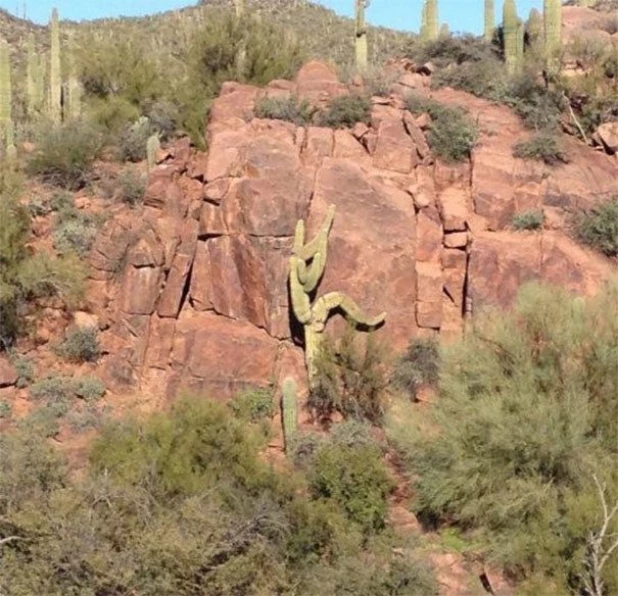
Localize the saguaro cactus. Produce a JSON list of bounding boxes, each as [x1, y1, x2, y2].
[[424, 0, 439, 42], [503, 0, 520, 76], [544, 0, 562, 71], [484, 0, 495, 42], [49, 7, 61, 124], [289, 205, 386, 385], [527, 8, 543, 47], [0, 39, 11, 128], [282, 377, 298, 451], [65, 33, 81, 120], [355, 0, 369, 72], [147, 133, 160, 171], [26, 33, 37, 117]]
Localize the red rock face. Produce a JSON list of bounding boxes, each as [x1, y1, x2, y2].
[[90, 62, 617, 399]]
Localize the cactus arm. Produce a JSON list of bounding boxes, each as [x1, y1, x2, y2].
[[292, 205, 335, 260], [300, 250, 326, 293], [314, 292, 386, 331], [289, 256, 312, 324], [503, 0, 520, 76]]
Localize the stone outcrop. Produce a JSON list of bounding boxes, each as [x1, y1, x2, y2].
[[86, 62, 617, 399]]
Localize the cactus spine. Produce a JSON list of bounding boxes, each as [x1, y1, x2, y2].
[[503, 0, 520, 76], [0, 39, 11, 130], [484, 0, 495, 42], [282, 377, 298, 451], [146, 134, 160, 171], [421, 0, 439, 42], [49, 7, 61, 124], [289, 206, 386, 386], [355, 0, 369, 72], [544, 0, 562, 72]]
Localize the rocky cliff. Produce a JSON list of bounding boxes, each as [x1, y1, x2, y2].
[[86, 60, 617, 402]]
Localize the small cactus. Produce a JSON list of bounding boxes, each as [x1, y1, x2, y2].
[[0, 39, 11, 128], [49, 7, 62, 124], [146, 134, 160, 171], [282, 377, 298, 451], [355, 0, 369, 72], [423, 0, 439, 42], [484, 0, 495, 42]]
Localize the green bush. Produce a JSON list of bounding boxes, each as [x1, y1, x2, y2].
[[74, 376, 106, 402], [309, 328, 387, 425], [0, 400, 11, 418], [512, 210, 546, 231], [308, 440, 394, 535], [27, 121, 103, 190], [318, 94, 371, 128], [409, 34, 499, 68], [10, 354, 34, 388], [119, 117, 157, 162], [58, 326, 101, 363], [30, 375, 76, 403], [393, 338, 440, 401], [405, 94, 478, 162], [229, 386, 275, 422], [576, 197, 618, 257], [116, 170, 146, 206], [254, 95, 314, 125], [391, 283, 618, 593], [513, 134, 570, 165], [52, 198, 102, 257]]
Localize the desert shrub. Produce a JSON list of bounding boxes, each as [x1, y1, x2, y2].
[[308, 440, 394, 535], [406, 94, 477, 162], [0, 190, 85, 348], [576, 197, 618, 257], [229, 386, 274, 422], [329, 419, 380, 451], [116, 170, 146, 206], [10, 354, 34, 388], [432, 57, 507, 98], [58, 326, 101, 363], [309, 327, 387, 425], [0, 400, 11, 418], [513, 134, 570, 165], [27, 195, 52, 217], [66, 404, 108, 432], [409, 34, 498, 68], [392, 283, 618, 593], [74, 376, 106, 402], [52, 200, 101, 257], [505, 75, 565, 131], [118, 117, 157, 162], [512, 210, 546, 231], [27, 121, 103, 190], [30, 375, 76, 402], [318, 94, 371, 128], [288, 431, 325, 468], [392, 338, 440, 401], [254, 95, 314, 125]]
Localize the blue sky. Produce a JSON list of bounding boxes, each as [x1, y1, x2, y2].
[[2, 0, 547, 34]]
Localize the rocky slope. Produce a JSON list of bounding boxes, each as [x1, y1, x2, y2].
[[73, 60, 616, 411]]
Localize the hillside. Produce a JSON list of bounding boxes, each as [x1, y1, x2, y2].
[[0, 1, 617, 595]]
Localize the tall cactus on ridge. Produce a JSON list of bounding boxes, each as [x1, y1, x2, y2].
[[65, 33, 82, 120], [503, 0, 520, 76], [49, 7, 62, 124], [355, 0, 369, 72], [282, 377, 298, 451], [544, 0, 562, 72], [0, 39, 11, 129], [289, 205, 386, 385], [516, 19, 525, 69], [484, 0, 495, 42], [425, 0, 439, 42], [26, 33, 37, 117]]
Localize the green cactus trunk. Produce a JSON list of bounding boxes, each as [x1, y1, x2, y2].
[[503, 0, 520, 76], [544, 0, 562, 72], [147, 134, 160, 171], [26, 33, 37, 117], [516, 19, 525, 69], [66, 34, 81, 121], [484, 0, 495, 42], [355, 0, 368, 72], [49, 7, 62, 124], [425, 0, 439, 42], [527, 8, 543, 48], [0, 39, 11, 131], [282, 377, 298, 451]]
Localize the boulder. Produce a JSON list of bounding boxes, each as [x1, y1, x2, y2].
[[597, 122, 618, 154]]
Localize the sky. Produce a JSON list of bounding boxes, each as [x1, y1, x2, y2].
[[1, 0, 548, 35]]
